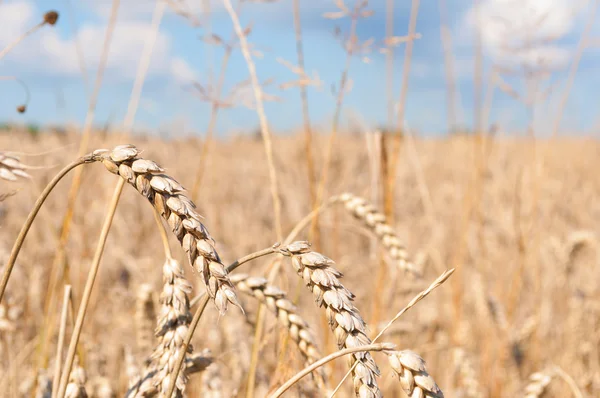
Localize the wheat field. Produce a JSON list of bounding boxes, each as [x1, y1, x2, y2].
[[2, 0, 599, 397], [1, 130, 598, 397]]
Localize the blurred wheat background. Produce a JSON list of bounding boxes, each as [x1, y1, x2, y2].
[[1, 0, 599, 397]]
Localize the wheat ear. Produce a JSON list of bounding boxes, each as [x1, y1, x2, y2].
[[230, 273, 328, 389], [65, 359, 87, 398], [92, 145, 240, 314], [388, 350, 444, 398], [128, 258, 193, 397], [277, 241, 382, 397], [330, 193, 417, 274], [524, 371, 553, 398], [0, 152, 33, 181]]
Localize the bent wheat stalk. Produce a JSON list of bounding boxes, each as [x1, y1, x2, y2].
[[277, 241, 383, 397], [93, 145, 241, 313], [330, 193, 418, 274]]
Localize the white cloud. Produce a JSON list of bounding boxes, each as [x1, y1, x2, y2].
[[465, 0, 584, 68], [170, 57, 198, 84], [0, 0, 197, 81], [0, 1, 36, 47]]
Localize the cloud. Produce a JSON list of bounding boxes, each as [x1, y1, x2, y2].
[[0, 0, 197, 81], [464, 0, 584, 68], [0, 1, 36, 47], [170, 57, 198, 84]]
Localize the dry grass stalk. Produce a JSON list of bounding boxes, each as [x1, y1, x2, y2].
[[277, 241, 382, 397], [388, 350, 443, 398], [330, 193, 417, 274], [524, 371, 553, 398], [230, 273, 327, 389], [93, 145, 240, 313], [128, 258, 193, 397]]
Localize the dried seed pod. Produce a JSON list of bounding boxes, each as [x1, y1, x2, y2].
[[43, 11, 59, 25]]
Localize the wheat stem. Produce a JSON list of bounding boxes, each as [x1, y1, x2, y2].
[[56, 178, 125, 398], [0, 157, 88, 305], [51, 285, 72, 398], [269, 343, 395, 398]]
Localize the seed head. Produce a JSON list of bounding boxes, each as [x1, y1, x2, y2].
[[43, 11, 59, 26], [16, 105, 26, 113]]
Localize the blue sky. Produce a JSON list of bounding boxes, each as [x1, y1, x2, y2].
[[0, 0, 599, 136]]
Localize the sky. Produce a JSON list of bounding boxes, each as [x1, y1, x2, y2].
[[0, 0, 599, 137]]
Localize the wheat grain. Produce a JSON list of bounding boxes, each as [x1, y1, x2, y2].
[[277, 241, 382, 397], [0, 152, 32, 181], [388, 350, 444, 398], [92, 145, 240, 314], [65, 360, 88, 398], [524, 371, 553, 398], [331, 193, 417, 274], [230, 273, 328, 389]]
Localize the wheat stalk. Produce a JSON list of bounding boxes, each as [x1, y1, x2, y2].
[[92, 145, 240, 313], [387, 350, 443, 398], [230, 273, 328, 389], [277, 241, 382, 397], [330, 193, 417, 274]]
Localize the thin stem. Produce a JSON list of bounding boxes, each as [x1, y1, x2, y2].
[[223, 1, 284, 395], [121, 0, 166, 137], [0, 21, 45, 61], [269, 343, 396, 398], [388, 0, 421, 224], [56, 178, 125, 398], [51, 285, 72, 398], [0, 158, 87, 305], [152, 207, 172, 260], [226, 245, 278, 273], [165, 294, 210, 398], [292, 0, 317, 222], [313, 4, 360, 242], [37, 0, 120, 373], [223, 0, 283, 241]]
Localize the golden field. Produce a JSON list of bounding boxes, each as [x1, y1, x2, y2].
[[1, 131, 598, 397]]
